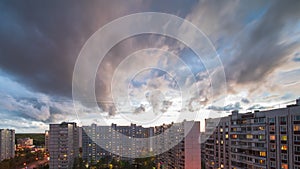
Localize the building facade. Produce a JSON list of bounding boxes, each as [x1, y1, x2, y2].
[[155, 120, 201, 169], [82, 123, 154, 164], [49, 122, 79, 169], [45, 130, 49, 153], [0, 129, 15, 161], [203, 98, 300, 169]]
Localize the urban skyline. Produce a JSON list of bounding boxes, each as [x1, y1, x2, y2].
[[1, 98, 300, 168]]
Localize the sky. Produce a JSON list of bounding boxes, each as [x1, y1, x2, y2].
[[0, 0, 299, 133]]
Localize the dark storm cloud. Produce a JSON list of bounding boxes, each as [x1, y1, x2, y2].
[[0, 1, 198, 115], [241, 98, 250, 104], [225, 0, 300, 85], [0, 0, 147, 98]]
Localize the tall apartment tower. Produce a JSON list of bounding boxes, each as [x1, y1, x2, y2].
[[0, 129, 15, 161], [155, 120, 201, 169], [45, 130, 49, 153], [203, 98, 300, 169], [49, 122, 79, 169]]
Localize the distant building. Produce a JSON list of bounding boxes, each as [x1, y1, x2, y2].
[[0, 129, 15, 161], [45, 130, 49, 153], [17, 137, 33, 148], [155, 120, 201, 169], [203, 98, 300, 169], [49, 122, 79, 169], [78, 127, 82, 148], [82, 123, 154, 164]]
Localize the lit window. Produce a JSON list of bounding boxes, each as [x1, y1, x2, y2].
[[294, 125, 300, 131], [246, 134, 253, 139], [259, 135, 265, 140], [281, 145, 288, 151], [281, 135, 287, 141], [231, 134, 237, 139], [225, 134, 229, 139], [281, 163, 288, 169], [260, 151, 266, 157], [270, 135, 276, 140]]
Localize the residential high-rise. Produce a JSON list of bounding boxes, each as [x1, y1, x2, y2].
[[155, 120, 201, 169], [203, 98, 300, 169], [82, 123, 154, 164], [45, 130, 49, 153], [49, 122, 79, 169], [0, 129, 15, 161]]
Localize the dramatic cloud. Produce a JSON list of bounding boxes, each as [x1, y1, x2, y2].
[[0, 0, 299, 132], [207, 102, 242, 112]]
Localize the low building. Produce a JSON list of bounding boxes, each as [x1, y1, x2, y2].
[[17, 137, 33, 148]]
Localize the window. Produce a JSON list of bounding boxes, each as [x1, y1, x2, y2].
[[225, 134, 229, 139], [282, 164, 288, 169], [231, 134, 237, 139], [281, 135, 287, 141], [281, 145, 288, 151], [295, 155, 300, 162], [270, 125, 275, 132], [295, 146, 300, 152], [295, 115, 300, 121], [258, 126, 265, 131], [270, 152, 276, 158], [281, 126, 287, 132], [246, 134, 253, 139], [280, 116, 287, 123], [295, 135, 300, 141], [260, 151, 266, 157], [270, 135, 276, 140], [270, 161, 275, 167], [294, 124, 300, 131], [269, 117, 275, 123], [259, 134, 265, 140], [282, 154, 287, 160]]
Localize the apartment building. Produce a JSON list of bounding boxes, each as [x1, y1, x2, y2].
[[49, 122, 79, 169], [203, 98, 300, 169], [82, 123, 154, 164], [45, 130, 49, 153], [155, 120, 201, 169], [0, 129, 15, 161]]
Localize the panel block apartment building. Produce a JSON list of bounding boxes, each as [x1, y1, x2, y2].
[[49, 122, 79, 169], [203, 98, 300, 169], [82, 120, 201, 169], [0, 129, 15, 162]]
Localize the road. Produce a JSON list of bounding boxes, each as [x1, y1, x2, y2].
[[18, 158, 48, 169]]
